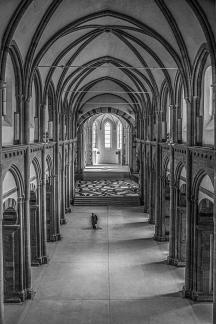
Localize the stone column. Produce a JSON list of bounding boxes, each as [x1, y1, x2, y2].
[[149, 115, 153, 141], [67, 143, 72, 209], [191, 197, 199, 300], [15, 94, 23, 144], [0, 80, 5, 323], [36, 182, 42, 264], [192, 96, 200, 145], [16, 196, 25, 300], [60, 143, 66, 224], [139, 143, 144, 205], [23, 97, 34, 299], [54, 111, 61, 240], [183, 97, 193, 298], [143, 144, 148, 213], [70, 142, 75, 204], [167, 144, 176, 264], [66, 162, 70, 212], [169, 105, 177, 143], [41, 145, 48, 262], [148, 145, 153, 222], [41, 104, 47, 142], [154, 111, 164, 241]]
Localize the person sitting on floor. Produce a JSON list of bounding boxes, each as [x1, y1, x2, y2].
[[91, 213, 98, 229]]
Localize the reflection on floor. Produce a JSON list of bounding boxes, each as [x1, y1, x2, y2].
[[84, 164, 130, 172], [5, 206, 212, 324], [83, 164, 131, 180], [75, 179, 139, 197]]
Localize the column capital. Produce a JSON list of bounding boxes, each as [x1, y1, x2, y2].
[[17, 195, 25, 203], [0, 80, 6, 88], [169, 104, 177, 110]]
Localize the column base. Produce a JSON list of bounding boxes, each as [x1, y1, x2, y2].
[[4, 288, 36, 303], [167, 257, 186, 267], [149, 218, 155, 225], [31, 258, 41, 267], [153, 234, 168, 242], [50, 233, 62, 242], [60, 218, 67, 225], [4, 294, 23, 303], [26, 288, 36, 300], [41, 255, 49, 264], [182, 287, 213, 301], [182, 286, 192, 299]]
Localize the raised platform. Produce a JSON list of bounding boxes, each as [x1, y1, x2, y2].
[[74, 177, 140, 206]]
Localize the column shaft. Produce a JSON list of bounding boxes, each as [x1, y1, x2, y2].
[[168, 145, 176, 263], [41, 145, 48, 262]]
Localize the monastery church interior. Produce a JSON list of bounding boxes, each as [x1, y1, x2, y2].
[[0, 0, 216, 323]]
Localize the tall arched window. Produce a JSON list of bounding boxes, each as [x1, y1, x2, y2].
[[203, 66, 213, 125], [181, 88, 187, 142], [92, 121, 96, 148], [104, 122, 111, 148], [117, 122, 122, 149]]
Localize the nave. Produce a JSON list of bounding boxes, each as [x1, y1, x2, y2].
[[5, 207, 212, 324]]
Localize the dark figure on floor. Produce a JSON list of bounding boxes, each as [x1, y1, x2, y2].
[[91, 213, 98, 229]]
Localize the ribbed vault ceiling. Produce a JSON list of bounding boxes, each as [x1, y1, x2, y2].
[[0, 0, 215, 123]]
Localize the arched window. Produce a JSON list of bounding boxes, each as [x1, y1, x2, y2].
[[203, 66, 213, 124], [117, 122, 122, 149], [181, 88, 187, 142], [92, 121, 96, 148], [104, 122, 111, 148]]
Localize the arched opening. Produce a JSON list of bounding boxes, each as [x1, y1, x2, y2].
[[29, 188, 40, 266], [3, 202, 21, 302], [192, 174, 214, 301], [202, 65, 214, 145], [45, 157, 55, 241], [176, 182, 186, 266], [82, 113, 130, 168], [181, 88, 187, 143], [196, 198, 213, 299], [161, 160, 170, 240]]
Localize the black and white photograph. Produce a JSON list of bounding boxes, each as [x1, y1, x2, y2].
[[0, 0, 216, 323]]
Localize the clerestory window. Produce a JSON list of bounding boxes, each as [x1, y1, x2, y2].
[[203, 66, 213, 124]]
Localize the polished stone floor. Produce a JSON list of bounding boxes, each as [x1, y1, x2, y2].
[[84, 164, 130, 173], [5, 206, 212, 324]]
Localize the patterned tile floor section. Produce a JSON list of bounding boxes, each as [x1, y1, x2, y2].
[[75, 179, 139, 197]]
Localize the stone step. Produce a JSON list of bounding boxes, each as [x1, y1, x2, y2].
[[73, 196, 140, 206], [83, 172, 130, 180]]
